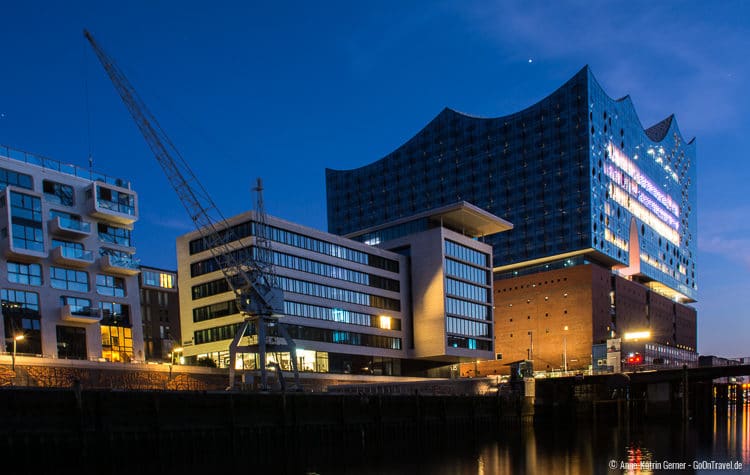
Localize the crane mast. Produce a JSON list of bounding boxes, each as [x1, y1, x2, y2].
[[84, 29, 299, 391]]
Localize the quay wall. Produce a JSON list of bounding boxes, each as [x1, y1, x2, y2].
[[0, 387, 522, 473]]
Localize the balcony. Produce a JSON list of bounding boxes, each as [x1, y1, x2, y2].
[[48, 216, 91, 239], [99, 253, 140, 276], [61, 305, 101, 324], [87, 183, 138, 225], [51, 247, 95, 268]]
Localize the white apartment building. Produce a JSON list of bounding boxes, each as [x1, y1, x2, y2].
[[0, 145, 143, 362]]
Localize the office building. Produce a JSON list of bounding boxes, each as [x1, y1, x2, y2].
[[326, 66, 697, 372], [176, 204, 508, 376], [0, 145, 143, 362], [139, 266, 180, 362]]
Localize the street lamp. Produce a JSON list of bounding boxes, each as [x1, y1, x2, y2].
[[563, 325, 569, 373], [11, 334, 24, 372], [171, 346, 183, 365]]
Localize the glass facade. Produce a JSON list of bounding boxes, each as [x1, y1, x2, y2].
[[188, 220, 399, 272], [190, 246, 399, 291], [191, 274, 400, 311], [181, 213, 408, 374], [194, 321, 401, 350], [326, 66, 696, 301], [443, 239, 493, 351]]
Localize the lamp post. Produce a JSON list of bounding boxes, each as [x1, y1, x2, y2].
[[11, 334, 24, 372], [563, 325, 569, 373]]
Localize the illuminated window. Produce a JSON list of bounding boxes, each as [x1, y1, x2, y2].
[[379, 315, 392, 330], [160, 273, 174, 289], [101, 325, 133, 362]]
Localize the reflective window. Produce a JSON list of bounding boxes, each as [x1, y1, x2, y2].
[[99, 301, 130, 326], [0, 167, 33, 190], [189, 246, 400, 292], [50, 267, 89, 292], [187, 220, 399, 273], [96, 274, 125, 297], [10, 191, 43, 251], [445, 278, 488, 302], [193, 300, 236, 322], [447, 335, 491, 351], [97, 223, 132, 247], [191, 274, 401, 312], [193, 322, 402, 350], [446, 316, 491, 337], [60, 296, 93, 316], [445, 258, 488, 285], [446, 297, 491, 320], [96, 185, 135, 215], [43, 180, 74, 206], [7, 261, 42, 286], [445, 240, 489, 267], [1, 289, 41, 354]]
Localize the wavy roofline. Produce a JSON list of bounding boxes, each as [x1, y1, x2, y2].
[[587, 69, 696, 146], [327, 65, 695, 174]]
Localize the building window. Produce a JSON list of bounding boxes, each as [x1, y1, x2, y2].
[[60, 296, 93, 316], [97, 223, 132, 247], [43, 180, 74, 206], [445, 240, 489, 267], [50, 266, 89, 292], [142, 270, 175, 289], [101, 325, 133, 362], [100, 301, 130, 326], [1, 289, 41, 354], [96, 274, 126, 297], [96, 185, 135, 215], [10, 191, 44, 251], [7, 261, 42, 286], [57, 325, 87, 360], [0, 167, 33, 190]]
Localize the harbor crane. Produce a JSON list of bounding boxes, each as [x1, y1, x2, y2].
[[84, 29, 300, 391]]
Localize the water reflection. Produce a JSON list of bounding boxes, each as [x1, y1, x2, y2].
[[314, 404, 749, 475]]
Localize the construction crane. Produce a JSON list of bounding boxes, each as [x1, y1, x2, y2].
[[84, 29, 300, 391]]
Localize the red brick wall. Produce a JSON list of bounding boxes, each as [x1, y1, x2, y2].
[[473, 265, 597, 375], [464, 263, 698, 377]]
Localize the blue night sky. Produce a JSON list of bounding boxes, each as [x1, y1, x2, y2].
[[1, 1, 748, 357]]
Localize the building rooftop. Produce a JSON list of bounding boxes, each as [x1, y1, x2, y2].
[[345, 201, 513, 240], [0, 144, 131, 189]]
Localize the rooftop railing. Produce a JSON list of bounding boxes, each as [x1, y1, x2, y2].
[[0, 144, 131, 189]]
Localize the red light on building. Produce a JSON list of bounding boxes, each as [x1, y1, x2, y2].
[[627, 353, 643, 365]]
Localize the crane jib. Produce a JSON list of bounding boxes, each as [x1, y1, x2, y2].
[[84, 29, 300, 391]]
